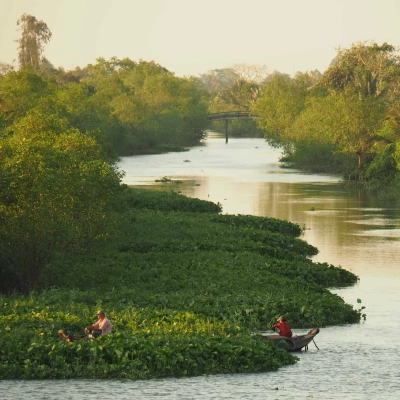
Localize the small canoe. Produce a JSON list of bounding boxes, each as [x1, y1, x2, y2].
[[58, 329, 91, 343], [261, 328, 320, 352], [58, 329, 75, 343]]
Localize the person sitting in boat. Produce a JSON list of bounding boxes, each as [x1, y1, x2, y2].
[[271, 315, 292, 338], [84, 309, 112, 337]]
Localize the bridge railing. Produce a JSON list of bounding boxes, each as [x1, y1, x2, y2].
[[208, 111, 257, 121]]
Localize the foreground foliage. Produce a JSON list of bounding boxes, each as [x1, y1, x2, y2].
[[0, 188, 362, 379], [0, 293, 296, 379]]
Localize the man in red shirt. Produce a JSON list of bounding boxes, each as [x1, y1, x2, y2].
[[271, 315, 293, 338]]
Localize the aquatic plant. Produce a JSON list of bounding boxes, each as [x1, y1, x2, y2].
[[0, 188, 362, 379]]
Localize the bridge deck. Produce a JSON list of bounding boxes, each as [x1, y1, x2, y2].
[[208, 111, 256, 121], [208, 111, 259, 143]]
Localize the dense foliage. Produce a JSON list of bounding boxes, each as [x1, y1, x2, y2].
[[0, 189, 363, 379], [0, 109, 124, 293], [0, 61, 209, 157], [252, 42, 400, 200]]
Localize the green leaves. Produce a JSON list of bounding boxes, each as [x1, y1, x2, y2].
[[16, 14, 52, 71], [252, 73, 309, 147], [79, 58, 208, 155], [0, 315, 296, 379], [250, 42, 400, 186], [0, 69, 55, 126], [0, 111, 123, 292]]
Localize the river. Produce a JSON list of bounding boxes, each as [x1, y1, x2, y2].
[[2, 134, 400, 399]]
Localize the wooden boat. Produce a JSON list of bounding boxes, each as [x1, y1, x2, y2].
[[261, 328, 320, 352], [58, 329, 92, 343]]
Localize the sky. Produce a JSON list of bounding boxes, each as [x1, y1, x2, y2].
[[1, 0, 400, 78]]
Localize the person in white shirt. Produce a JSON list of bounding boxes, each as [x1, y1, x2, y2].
[[85, 309, 112, 337]]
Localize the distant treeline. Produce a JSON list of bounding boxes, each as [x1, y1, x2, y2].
[[0, 60, 210, 156]]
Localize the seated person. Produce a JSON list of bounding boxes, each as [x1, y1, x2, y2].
[[271, 315, 293, 338], [85, 309, 112, 337]]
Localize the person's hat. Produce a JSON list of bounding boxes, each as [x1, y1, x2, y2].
[[96, 310, 105, 316]]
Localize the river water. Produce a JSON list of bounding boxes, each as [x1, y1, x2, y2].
[[3, 134, 400, 399]]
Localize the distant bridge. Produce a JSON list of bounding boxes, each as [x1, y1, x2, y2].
[[208, 111, 259, 143]]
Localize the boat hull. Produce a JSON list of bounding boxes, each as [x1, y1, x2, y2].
[[261, 328, 320, 352]]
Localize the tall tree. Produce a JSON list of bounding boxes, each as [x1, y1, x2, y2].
[[251, 74, 309, 147], [16, 14, 52, 71], [0, 111, 123, 292], [292, 91, 387, 171], [230, 64, 269, 84], [319, 42, 400, 100]]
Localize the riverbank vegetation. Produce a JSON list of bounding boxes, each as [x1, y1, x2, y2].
[[251, 43, 400, 199], [1, 14, 366, 380], [1, 188, 362, 379], [201, 45, 400, 200]]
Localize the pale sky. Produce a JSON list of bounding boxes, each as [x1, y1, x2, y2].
[[1, 0, 400, 77]]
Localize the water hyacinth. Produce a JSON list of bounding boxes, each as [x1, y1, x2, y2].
[[0, 188, 361, 379]]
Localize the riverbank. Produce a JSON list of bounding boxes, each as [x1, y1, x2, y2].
[[0, 188, 362, 380]]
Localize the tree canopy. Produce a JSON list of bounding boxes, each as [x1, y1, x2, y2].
[[252, 41, 400, 187], [0, 110, 124, 292], [16, 14, 52, 71]]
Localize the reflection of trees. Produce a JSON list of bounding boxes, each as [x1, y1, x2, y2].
[[256, 182, 364, 250]]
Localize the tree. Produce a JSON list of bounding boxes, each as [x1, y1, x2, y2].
[[55, 81, 106, 133], [290, 42, 400, 178], [16, 14, 52, 71], [366, 144, 398, 189], [113, 68, 208, 151], [291, 91, 388, 177], [251, 74, 309, 147], [319, 42, 400, 100], [0, 68, 55, 127], [78, 57, 208, 155], [0, 111, 124, 292], [197, 68, 239, 92], [293, 70, 323, 87], [384, 102, 400, 143], [395, 142, 400, 171], [230, 64, 269, 84], [0, 62, 15, 76], [214, 79, 259, 111]]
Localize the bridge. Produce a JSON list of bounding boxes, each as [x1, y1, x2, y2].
[[208, 111, 259, 143]]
